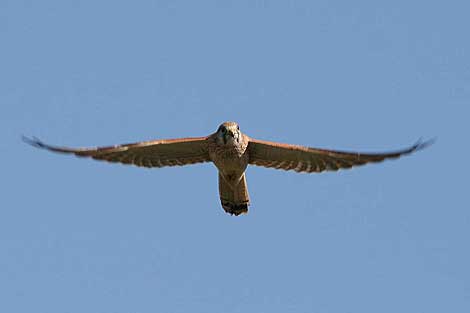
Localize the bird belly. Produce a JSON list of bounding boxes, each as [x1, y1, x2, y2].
[[217, 156, 248, 182], [210, 150, 248, 187]]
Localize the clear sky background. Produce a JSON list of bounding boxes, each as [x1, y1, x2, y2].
[[1, 1, 469, 312]]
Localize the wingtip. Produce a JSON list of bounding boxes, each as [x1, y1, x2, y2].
[[22, 135, 45, 148], [413, 137, 436, 152]]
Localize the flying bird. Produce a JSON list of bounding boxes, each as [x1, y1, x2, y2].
[[23, 122, 433, 216]]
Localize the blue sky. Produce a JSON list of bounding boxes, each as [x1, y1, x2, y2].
[[1, 1, 469, 312]]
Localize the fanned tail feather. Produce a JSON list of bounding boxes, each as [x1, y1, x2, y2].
[[219, 173, 250, 216]]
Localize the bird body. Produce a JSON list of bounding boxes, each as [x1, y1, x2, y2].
[[208, 122, 249, 184], [23, 122, 433, 216], [207, 122, 250, 214]]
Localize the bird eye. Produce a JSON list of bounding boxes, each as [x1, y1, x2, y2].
[[237, 125, 240, 130], [219, 126, 226, 133]]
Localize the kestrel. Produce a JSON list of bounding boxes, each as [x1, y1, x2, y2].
[[23, 122, 432, 216]]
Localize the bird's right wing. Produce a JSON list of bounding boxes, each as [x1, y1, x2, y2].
[[247, 137, 433, 173], [23, 136, 211, 168]]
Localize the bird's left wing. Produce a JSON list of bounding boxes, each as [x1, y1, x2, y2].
[[23, 136, 211, 168], [247, 137, 433, 173]]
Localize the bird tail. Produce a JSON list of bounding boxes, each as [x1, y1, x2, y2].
[[219, 173, 250, 216]]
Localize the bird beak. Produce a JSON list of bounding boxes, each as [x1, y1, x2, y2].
[[222, 129, 236, 144]]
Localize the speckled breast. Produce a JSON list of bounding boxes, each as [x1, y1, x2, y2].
[[207, 135, 249, 175]]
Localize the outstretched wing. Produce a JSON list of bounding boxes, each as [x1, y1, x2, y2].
[[23, 136, 211, 168], [247, 137, 433, 173]]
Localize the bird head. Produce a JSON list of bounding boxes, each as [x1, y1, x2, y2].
[[216, 122, 241, 145]]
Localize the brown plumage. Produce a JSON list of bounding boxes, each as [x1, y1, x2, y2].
[[23, 121, 433, 216]]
